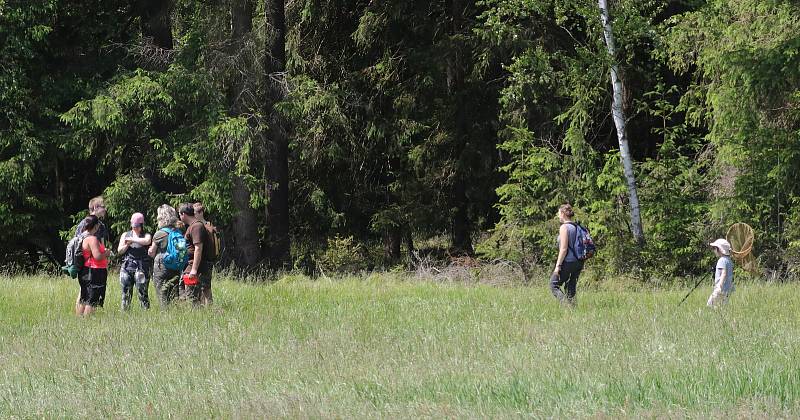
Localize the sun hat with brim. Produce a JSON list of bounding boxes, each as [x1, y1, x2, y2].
[[130, 212, 145, 227], [709, 238, 731, 256]]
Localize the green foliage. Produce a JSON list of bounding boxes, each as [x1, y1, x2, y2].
[[318, 235, 370, 273], [103, 174, 165, 234], [3, 0, 800, 279], [664, 0, 800, 273], [477, 0, 655, 272], [0, 0, 57, 244]]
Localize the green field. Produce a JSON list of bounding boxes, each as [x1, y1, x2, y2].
[[1, 273, 799, 418]]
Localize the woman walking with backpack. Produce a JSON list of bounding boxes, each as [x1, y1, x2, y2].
[[550, 204, 585, 306], [77, 215, 110, 316], [118, 212, 152, 310], [148, 205, 185, 306]]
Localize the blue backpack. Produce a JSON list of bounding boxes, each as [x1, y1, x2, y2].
[[568, 222, 596, 261], [161, 227, 188, 271]]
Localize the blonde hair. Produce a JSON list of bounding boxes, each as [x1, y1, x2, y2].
[[88, 196, 105, 212], [156, 204, 179, 228]]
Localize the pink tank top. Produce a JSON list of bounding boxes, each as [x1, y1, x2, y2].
[[83, 242, 108, 269]]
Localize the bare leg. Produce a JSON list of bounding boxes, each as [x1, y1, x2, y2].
[[75, 292, 82, 315]]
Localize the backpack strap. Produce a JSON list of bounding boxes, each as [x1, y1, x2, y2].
[[565, 222, 580, 260]]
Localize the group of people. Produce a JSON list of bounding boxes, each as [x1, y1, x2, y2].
[[68, 196, 734, 316], [549, 203, 735, 308], [72, 196, 216, 316]]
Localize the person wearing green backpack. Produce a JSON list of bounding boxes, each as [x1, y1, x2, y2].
[[76, 215, 110, 316], [71, 196, 110, 314], [148, 204, 185, 306]]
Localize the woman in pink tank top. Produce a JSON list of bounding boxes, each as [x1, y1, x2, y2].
[[76, 215, 110, 316]]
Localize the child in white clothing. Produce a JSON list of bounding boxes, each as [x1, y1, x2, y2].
[[708, 238, 735, 307]]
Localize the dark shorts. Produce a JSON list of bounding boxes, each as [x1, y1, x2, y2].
[[79, 267, 108, 307]]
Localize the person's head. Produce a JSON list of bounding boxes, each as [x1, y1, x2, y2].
[[709, 238, 731, 257], [130, 212, 145, 232], [178, 203, 195, 224], [558, 203, 575, 223], [193, 202, 205, 221], [156, 204, 179, 228], [88, 196, 106, 219], [83, 215, 100, 234]]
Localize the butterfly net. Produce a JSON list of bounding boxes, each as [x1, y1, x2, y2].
[[726, 222, 756, 273]]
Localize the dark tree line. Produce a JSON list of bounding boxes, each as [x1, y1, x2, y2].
[[2, 0, 800, 280]]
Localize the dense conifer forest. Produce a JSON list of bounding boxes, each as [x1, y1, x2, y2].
[[2, 0, 798, 280]]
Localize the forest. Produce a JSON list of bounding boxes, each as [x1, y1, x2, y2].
[[2, 0, 799, 280]]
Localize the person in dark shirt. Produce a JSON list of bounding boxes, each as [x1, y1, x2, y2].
[[193, 202, 216, 305], [179, 203, 213, 307]]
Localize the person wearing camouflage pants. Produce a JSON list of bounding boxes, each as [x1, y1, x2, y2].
[[118, 213, 152, 310], [148, 204, 183, 307]]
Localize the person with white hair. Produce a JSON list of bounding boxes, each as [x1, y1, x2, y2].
[[708, 238, 735, 307], [148, 204, 185, 306]]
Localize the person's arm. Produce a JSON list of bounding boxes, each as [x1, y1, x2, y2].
[[189, 242, 203, 276], [117, 233, 129, 254], [129, 233, 152, 246], [554, 224, 569, 275], [148, 239, 157, 258], [708, 262, 726, 306]]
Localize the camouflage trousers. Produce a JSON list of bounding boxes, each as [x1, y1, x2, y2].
[[120, 266, 150, 310], [152, 258, 181, 307]]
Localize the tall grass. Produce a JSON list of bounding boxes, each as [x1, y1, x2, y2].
[[0, 273, 798, 417]]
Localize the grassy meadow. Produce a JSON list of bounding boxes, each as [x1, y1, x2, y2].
[[1, 272, 799, 418]]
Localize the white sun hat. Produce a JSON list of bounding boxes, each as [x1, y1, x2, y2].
[[709, 238, 731, 256]]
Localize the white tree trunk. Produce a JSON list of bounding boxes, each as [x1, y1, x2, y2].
[[598, 0, 645, 244]]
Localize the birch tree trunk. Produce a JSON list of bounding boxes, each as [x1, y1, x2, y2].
[[598, 0, 645, 244]]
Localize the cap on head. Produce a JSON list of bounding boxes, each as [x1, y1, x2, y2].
[[130, 212, 145, 227], [709, 238, 731, 256]]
